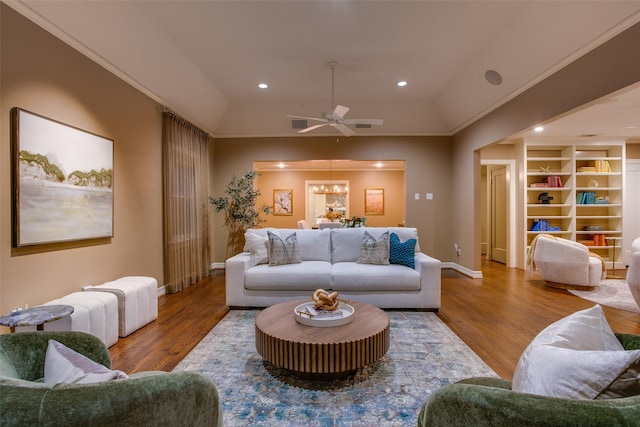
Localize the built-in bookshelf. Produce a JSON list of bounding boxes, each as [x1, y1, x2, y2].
[[523, 141, 625, 268]]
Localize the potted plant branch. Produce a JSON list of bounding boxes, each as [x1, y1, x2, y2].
[[210, 170, 272, 256]]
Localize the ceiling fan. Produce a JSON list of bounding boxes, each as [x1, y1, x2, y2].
[[287, 61, 383, 137]]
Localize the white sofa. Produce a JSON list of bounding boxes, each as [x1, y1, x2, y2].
[[225, 227, 441, 310]]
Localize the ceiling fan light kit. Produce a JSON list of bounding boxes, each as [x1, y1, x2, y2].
[[286, 61, 383, 137]]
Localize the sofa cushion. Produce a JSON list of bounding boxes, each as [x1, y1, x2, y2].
[[245, 261, 332, 291], [331, 228, 368, 262], [358, 231, 390, 265], [244, 228, 331, 262], [331, 228, 420, 263], [332, 262, 420, 291], [512, 305, 640, 400], [267, 231, 302, 265], [390, 232, 416, 269]]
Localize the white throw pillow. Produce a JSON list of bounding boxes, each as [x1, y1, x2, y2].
[[44, 340, 128, 384], [244, 231, 269, 266], [512, 305, 640, 399]]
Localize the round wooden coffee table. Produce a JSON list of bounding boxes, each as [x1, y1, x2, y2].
[[255, 300, 390, 377]]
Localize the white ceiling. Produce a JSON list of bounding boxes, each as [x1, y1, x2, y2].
[[7, 1, 640, 140]]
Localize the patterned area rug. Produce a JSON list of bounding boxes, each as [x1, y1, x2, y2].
[[569, 279, 640, 314], [173, 310, 497, 426]]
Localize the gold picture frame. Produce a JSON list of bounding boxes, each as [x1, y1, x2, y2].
[[273, 189, 293, 215], [364, 188, 384, 215]]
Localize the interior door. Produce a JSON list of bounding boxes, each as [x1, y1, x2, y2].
[[490, 166, 508, 264]]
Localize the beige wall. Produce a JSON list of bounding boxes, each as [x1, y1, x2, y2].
[[256, 169, 405, 228], [212, 136, 451, 263], [1, 6, 164, 316]]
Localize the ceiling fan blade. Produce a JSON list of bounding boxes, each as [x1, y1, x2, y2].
[[335, 123, 355, 137], [332, 105, 350, 120], [286, 114, 328, 123], [342, 118, 384, 126], [298, 123, 329, 133]]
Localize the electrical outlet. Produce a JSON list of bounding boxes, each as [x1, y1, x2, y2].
[[426, 193, 433, 200], [414, 193, 419, 200], [454, 243, 461, 257]]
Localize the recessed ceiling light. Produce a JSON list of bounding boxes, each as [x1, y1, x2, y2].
[[534, 126, 544, 132], [277, 162, 285, 169], [375, 162, 384, 168], [396, 81, 408, 87], [258, 83, 269, 89]]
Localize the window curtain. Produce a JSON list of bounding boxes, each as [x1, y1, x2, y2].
[[162, 111, 211, 293]]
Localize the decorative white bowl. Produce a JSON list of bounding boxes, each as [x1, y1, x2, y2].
[[293, 302, 355, 327]]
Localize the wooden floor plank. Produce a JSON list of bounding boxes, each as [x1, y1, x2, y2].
[[110, 260, 640, 379]]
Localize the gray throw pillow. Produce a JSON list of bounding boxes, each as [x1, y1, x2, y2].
[[267, 231, 302, 266], [357, 230, 390, 265]]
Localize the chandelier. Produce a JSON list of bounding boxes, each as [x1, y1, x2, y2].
[[313, 160, 348, 195]]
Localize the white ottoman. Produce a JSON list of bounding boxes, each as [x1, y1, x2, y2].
[[88, 276, 158, 337], [43, 292, 118, 347]]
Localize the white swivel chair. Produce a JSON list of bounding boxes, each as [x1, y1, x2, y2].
[[628, 252, 640, 309], [528, 234, 604, 289], [632, 237, 640, 255]]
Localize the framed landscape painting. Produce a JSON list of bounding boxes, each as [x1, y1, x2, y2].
[[273, 189, 293, 215], [11, 108, 114, 247], [364, 188, 384, 215]]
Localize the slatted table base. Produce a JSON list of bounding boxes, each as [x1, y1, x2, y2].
[[255, 300, 390, 377]]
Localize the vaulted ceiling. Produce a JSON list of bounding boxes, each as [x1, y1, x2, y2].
[[7, 1, 640, 139]]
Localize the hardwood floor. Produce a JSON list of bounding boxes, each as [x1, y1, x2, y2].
[[109, 260, 640, 380]]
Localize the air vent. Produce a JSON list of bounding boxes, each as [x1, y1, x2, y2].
[[355, 123, 372, 129], [291, 119, 307, 129]]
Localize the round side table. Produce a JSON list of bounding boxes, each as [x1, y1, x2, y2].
[[0, 305, 74, 333]]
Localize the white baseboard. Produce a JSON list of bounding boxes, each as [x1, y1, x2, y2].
[[157, 286, 166, 297], [441, 262, 483, 279], [211, 262, 225, 270]]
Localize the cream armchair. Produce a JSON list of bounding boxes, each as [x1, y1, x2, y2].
[[628, 252, 640, 309], [527, 234, 604, 289]]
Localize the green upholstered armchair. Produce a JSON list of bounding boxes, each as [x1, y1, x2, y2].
[[0, 331, 222, 427], [418, 334, 640, 427]]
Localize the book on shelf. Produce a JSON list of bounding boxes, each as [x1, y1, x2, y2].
[[531, 219, 561, 232], [577, 191, 600, 204], [531, 182, 550, 188], [595, 160, 611, 173], [577, 166, 596, 172], [545, 176, 563, 187]]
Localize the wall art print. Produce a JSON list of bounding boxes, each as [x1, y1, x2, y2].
[[11, 108, 114, 247], [364, 188, 384, 215], [273, 189, 293, 215]]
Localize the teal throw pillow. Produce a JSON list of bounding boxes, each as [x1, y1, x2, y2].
[[389, 232, 416, 269], [267, 231, 302, 266]]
